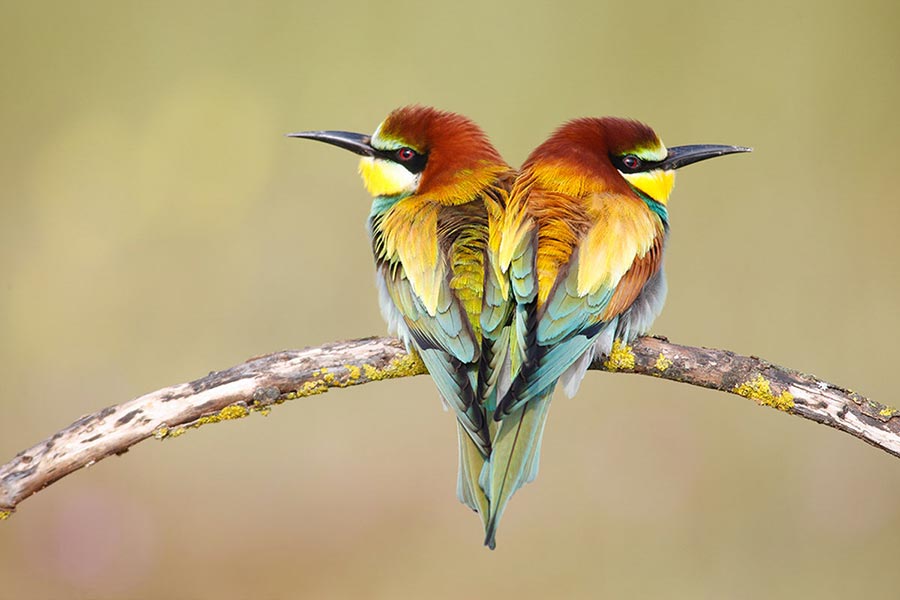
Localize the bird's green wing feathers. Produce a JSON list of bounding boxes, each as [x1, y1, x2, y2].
[[497, 193, 665, 414], [484, 191, 663, 547], [383, 266, 490, 452]]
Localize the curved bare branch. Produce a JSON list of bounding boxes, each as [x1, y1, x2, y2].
[[1, 335, 896, 518]]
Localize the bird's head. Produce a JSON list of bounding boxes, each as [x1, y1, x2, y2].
[[290, 105, 508, 204], [525, 117, 750, 204]]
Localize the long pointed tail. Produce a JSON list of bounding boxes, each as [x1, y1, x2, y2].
[[456, 421, 490, 528], [482, 388, 554, 549]]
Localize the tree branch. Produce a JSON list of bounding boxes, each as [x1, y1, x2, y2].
[[1, 335, 897, 518]]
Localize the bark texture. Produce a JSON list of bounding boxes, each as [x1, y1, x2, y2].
[[1, 335, 896, 518]]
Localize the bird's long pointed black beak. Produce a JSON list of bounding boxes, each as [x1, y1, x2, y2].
[[660, 144, 752, 170], [286, 130, 376, 157]]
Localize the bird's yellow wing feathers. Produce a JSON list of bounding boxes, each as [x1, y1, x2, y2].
[[575, 192, 661, 299], [381, 199, 444, 317]]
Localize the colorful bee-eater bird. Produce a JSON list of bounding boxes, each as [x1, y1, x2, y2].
[[288, 106, 516, 534], [485, 117, 750, 547]]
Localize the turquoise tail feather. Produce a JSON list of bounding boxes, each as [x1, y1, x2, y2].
[[457, 421, 491, 528], [482, 388, 554, 549]]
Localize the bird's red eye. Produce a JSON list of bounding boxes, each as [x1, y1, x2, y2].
[[622, 155, 641, 170], [397, 148, 416, 161]]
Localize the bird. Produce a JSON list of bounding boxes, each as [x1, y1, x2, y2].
[[484, 117, 750, 548], [288, 106, 516, 535]]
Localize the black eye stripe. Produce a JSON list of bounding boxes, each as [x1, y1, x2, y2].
[[611, 153, 659, 173], [373, 146, 428, 174]]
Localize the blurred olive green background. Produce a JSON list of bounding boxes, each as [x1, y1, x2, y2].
[[2, 1, 899, 598]]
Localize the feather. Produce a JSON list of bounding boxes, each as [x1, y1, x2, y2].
[[486, 121, 671, 544], [363, 111, 515, 534], [483, 389, 553, 549], [457, 421, 490, 526]]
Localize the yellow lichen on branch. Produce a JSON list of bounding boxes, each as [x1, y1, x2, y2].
[[153, 354, 428, 442], [154, 404, 251, 440], [604, 340, 636, 372], [4, 336, 898, 521], [362, 352, 426, 381], [734, 374, 794, 412], [879, 406, 899, 418], [654, 353, 673, 372]]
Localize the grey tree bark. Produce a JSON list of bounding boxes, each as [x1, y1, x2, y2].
[[1, 335, 896, 519]]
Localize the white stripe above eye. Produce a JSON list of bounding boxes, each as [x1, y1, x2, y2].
[[634, 143, 667, 162], [370, 123, 407, 152]]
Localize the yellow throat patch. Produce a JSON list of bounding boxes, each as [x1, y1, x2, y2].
[[358, 157, 419, 197], [621, 169, 676, 204]]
